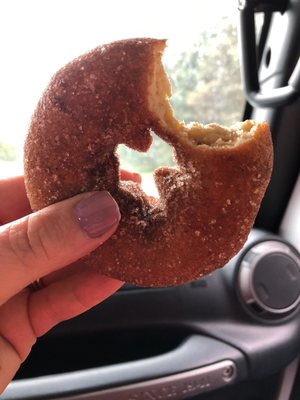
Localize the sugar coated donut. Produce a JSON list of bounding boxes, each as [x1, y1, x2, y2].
[[24, 38, 273, 287]]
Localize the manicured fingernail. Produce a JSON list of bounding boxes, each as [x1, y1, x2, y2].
[[74, 192, 120, 238]]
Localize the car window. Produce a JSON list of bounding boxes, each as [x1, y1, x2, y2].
[[0, 0, 244, 196]]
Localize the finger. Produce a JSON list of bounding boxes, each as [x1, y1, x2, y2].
[[0, 273, 122, 363], [0, 289, 36, 393], [0, 290, 36, 364], [120, 169, 142, 184], [28, 272, 123, 337], [0, 176, 32, 224], [0, 172, 139, 225], [0, 335, 20, 394], [0, 274, 123, 393], [0, 191, 120, 305]]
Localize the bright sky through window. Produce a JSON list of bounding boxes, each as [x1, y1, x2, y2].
[[0, 0, 239, 181]]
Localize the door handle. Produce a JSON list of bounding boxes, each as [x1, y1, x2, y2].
[[1, 335, 247, 400]]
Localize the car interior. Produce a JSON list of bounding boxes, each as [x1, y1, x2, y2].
[[0, 0, 300, 399]]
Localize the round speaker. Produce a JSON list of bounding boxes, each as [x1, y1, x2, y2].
[[236, 240, 300, 319]]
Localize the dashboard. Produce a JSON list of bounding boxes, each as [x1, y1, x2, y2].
[[2, 228, 300, 399]]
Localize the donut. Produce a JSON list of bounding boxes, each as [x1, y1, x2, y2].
[[24, 38, 273, 287]]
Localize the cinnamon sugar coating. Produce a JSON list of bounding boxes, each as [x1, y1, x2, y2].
[[24, 38, 273, 287]]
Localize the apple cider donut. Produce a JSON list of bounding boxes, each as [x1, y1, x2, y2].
[[24, 38, 273, 287]]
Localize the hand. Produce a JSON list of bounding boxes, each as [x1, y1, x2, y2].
[[0, 170, 141, 393]]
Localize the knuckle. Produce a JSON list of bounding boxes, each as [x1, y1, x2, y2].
[[27, 214, 52, 261], [6, 212, 66, 269], [5, 216, 49, 268]]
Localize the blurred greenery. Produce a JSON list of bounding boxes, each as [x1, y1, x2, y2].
[[0, 140, 17, 161], [168, 17, 243, 125], [118, 17, 244, 174]]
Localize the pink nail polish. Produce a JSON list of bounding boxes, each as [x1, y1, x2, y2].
[[75, 192, 120, 238]]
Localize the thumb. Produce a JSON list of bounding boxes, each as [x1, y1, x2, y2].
[[0, 191, 120, 305]]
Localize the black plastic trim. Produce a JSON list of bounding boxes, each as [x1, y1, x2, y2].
[[0, 336, 246, 400], [238, 0, 300, 108]]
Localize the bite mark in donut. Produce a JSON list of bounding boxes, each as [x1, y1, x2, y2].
[[24, 38, 273, 287]]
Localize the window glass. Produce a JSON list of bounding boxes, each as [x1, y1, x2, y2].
[[0, 0, 244, 196]]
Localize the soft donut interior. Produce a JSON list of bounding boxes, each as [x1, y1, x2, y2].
[[148, 42, 255, 148]]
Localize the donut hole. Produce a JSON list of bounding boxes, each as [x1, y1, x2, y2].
[[148, 42, 256, 149], [119, 42, 257, 197], [117, 133, 176, 197]]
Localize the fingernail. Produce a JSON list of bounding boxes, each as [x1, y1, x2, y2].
[[74, 192, 121, 238]]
